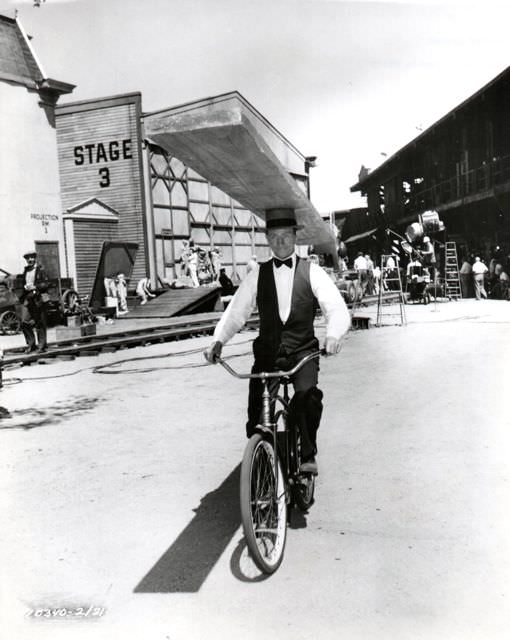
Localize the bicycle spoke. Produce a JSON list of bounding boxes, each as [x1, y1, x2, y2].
[[240, 435, 288, 573]]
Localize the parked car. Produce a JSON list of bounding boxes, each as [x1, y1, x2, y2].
[[335, 269, 362, 304], [0, 268, 77, 335], [0, 268, 20, 335]]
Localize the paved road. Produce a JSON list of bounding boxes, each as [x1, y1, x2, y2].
[[1, 300, 509, 640]]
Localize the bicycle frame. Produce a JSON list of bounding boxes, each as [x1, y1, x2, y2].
[[218, 350, 320, 496]]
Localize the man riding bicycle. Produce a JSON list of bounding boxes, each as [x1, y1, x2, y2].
[[204, 207, 350, 475]]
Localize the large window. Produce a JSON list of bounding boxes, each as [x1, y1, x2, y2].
[[149, 143, 267, 281]]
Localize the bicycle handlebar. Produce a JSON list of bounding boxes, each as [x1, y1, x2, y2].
[[217, 350, 321, 380]]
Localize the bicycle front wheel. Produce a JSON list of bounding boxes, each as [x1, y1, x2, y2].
[[240, 433, 287, 574]]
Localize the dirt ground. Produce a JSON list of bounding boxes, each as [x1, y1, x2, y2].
[[0, 298, 509, 640]]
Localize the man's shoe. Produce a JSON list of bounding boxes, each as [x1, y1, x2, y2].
[[24, 346, 36, 354], [300, 457, 318, 476], [36, 346, 48, 354]]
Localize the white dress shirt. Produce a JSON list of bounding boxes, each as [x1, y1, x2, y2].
[[353, 255, 368, 270], [25, 267, 36, 288], [471, 260, 488, 275], [213, 253, 351, 345]]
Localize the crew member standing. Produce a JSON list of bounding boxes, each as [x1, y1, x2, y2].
[[353, 252, 369, 296], [204, 208, 351, 475], [472, 256, 488, 300], [188, 241, 200, 288], [19, 250, 50, 353], [420, 236, 437, 282]]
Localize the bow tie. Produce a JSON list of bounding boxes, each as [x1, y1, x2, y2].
[[274, 257, 293, 269]]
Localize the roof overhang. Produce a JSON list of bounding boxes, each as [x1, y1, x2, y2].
[[143, 92, 335, 250], [351, 65, 510, 193]]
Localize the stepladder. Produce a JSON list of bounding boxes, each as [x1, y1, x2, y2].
[[377, 254, 407, 326], [444, 241, 462, 300]]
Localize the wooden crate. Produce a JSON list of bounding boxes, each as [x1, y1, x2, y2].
[[55, 323, 97, 341]]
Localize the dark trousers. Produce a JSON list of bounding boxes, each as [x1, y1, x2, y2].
[[20, 300, 48, 350], [246, 357, 322, 460], [460, 274, 473, 298]]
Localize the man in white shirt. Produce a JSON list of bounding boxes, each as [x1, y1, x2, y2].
[[471, 256, 488, 300], [204, 207, 350, 475], [353, 252, 368, 295]]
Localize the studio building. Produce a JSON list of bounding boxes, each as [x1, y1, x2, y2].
[[349, 65, 510, 258], [1, 13, 329, 302]]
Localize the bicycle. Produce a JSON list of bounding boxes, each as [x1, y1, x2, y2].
[[217, 351, 320, 574]]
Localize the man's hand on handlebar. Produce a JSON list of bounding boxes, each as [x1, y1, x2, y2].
[[204, 340, 223, 364], [323, 336, 342, 356]]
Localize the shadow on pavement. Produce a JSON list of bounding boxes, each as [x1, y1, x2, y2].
[[134, 464, 242, 593], [0, 396, 102, 430]]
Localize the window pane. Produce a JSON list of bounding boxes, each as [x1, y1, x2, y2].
[[233, 230, 252, 245], [211, 229, 231, 244], [255, 231, 267, 246], [192, 228, 210, 244], [253, 213, 265, 228], [235, 245, 253, 263], [154, 208, 171, 234], [152, 178, 170, 206], [211, 186, 231, 206], [189, 202, 210, 223], [221, 245, 233, 264], [169, 157, 186, 178], [213, 206, 231, 226], [150, 152, 169, 177], [171, 181, 188, 207], [188, 180, 209, 201], [234, 209, 252, 227], [172, 210, 190, 236]]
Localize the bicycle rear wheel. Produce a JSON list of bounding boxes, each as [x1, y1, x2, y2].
[[240, 433, 287, 574]]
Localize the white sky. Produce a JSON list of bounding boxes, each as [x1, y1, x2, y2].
[[2, 0, 509, 212]]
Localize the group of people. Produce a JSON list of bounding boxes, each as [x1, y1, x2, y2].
[[351, 252, 409, 295], [352, 252, 379, 295], [104, 273, 130, 314], [176, 240, 222, 288], [459, 249, 510, 300]]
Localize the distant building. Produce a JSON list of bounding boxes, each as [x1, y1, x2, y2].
[[1, 12, 326, 298], [55, 91, 315, 294], [351, 66, 510, 256], [0, 13, 74, 276]]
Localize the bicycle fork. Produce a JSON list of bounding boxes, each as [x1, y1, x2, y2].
[[260, 378, 290, 517]]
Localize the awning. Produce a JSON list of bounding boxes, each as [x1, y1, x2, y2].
[[344, 228, 378, 244], [143, 92, 336, 251]]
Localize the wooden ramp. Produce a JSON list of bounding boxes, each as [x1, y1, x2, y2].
[[127, 286, 221, 319]]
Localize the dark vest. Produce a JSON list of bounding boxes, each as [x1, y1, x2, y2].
[[253, 257, 318, 366]]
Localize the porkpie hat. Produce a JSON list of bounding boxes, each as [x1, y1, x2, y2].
[[23, 250, 37, 259], [264, 208, 303, 230]]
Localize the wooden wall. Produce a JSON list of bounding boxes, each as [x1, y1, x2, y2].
[[55, 93, 147, 294], [73, 220, 119, 299]]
